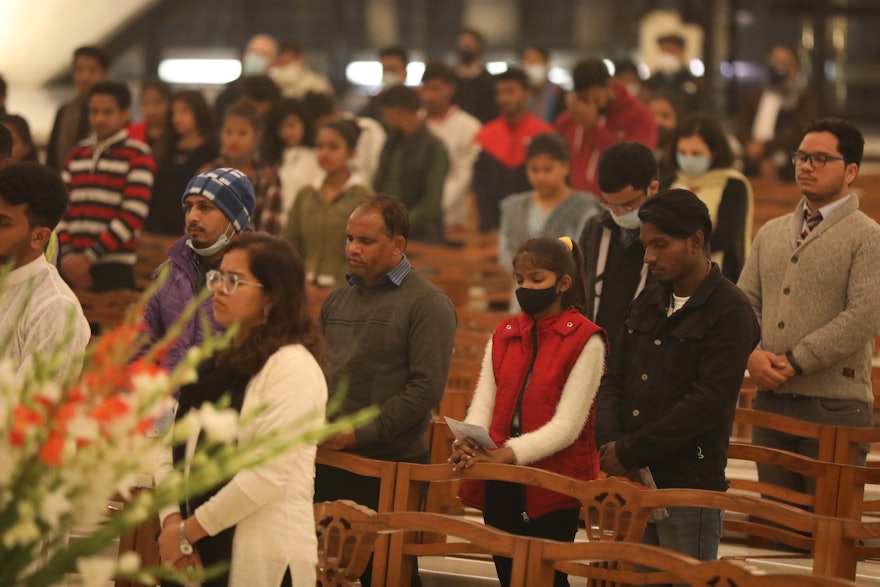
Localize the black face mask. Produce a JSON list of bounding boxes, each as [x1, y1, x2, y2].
[[458, 49, 479, 64], [516, 284, 559, 315], [769, 66, 787, 84]]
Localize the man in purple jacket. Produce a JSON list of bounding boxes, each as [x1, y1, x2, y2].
[[143, 168, 255, 372]]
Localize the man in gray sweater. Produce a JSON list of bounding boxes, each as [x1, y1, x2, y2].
[[738, 117, 880, 492], [315, 194, 456, 586]]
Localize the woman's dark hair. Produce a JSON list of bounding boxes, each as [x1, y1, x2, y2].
[[513, 237, 588, 314], [217, 233, 327, 376], [141, 80, 175, 162], [670, 112, 734, 170], [172, 90, 217, 144], [261, 98, 315, 165], [526, 132, 569, 163], [318, 119, 362, 151], [223, 99, 263, 135], [0, 114, 38, 162]]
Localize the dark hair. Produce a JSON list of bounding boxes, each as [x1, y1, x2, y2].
[[218, 233, 327, 376], [378, 84, 421, 112], [638, 188, 712, 242], [801, 117, 864, 168], [88, 80, 131, 110], [458, 28, 485, 49], [261, 98, 315, 165], [140, 80, 174, 162], [224, 99, 263, 135], [0, 74, 6, 97], [514, 237, 588, 314], [379, 45, 409, 65], [523, 46, 550, 62], [494, 66, 529, 89], [239, 75, 282, 104], [73, 46, 110, 71], [354, 194, 410, 241], [0, 162, 69, 229], [526, 132, 569, 163], [421, 60, 457, 85], [671, 112, 735, 170], [0, 114, 38, 162], [302, 91, 335, 119], [172, 90, 217, 143], [319, 119, 361, 151], [572, 59, 610, 91], [657, 33, 686, 49], [0, 124, 11, 159], [613, 58, 639, 77], [597, 142, 658, 193], [648, 90, 683, 118]]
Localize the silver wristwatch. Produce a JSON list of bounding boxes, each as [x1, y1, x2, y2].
[[179, 520, 194, 555]]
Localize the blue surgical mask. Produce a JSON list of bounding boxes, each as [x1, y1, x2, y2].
[[610, 208, 641, 230], [187, 223, 234, 257], [242, 52, 269, 75], [677, 153, 711, 176]]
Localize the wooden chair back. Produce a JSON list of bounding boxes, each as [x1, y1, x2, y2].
[[733, 408, 838, 462], [134, 231, 177, 290], [314, 449, 398, 586], [75, 289, 141, 338]]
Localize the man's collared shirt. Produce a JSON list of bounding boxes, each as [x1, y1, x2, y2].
[[346, 255, 412, 287], [801, 193, 851, 234]]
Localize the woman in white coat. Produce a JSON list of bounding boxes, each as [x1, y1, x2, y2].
[[156, 233, 328, 586]]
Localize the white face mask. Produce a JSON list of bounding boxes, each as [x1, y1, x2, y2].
[[242, 52, 270, 75], [656, 52, 681, 75], [382, 71, 404, 87], [610, 209, 641, 230], [677, 153, 711, 176], [524, 64, 548, 87], [186, 223, 234, 257]]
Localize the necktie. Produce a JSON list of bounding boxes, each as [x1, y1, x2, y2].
[[799, 209, 822, 242]]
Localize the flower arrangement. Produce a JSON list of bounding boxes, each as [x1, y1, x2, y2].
[[0, 270, 373, 586]]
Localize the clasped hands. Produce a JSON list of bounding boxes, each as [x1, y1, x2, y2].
[[156, 513, 203, 572], [448, 436, 515, 471], [747, 349, 796, 390]]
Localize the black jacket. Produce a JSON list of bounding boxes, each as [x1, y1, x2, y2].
[[594, 264, 759, 491]]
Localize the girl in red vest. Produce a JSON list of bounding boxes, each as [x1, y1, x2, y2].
[[450, 236, 606, 587]]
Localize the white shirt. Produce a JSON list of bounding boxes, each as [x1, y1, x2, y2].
[[0, 255, 91, 377], [347, 115, 386, 183], [278, 146, 322, 222], [427, 106, 481, 226], [801, 193, 852, 234]]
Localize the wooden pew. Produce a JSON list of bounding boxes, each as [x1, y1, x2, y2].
[[75, 289, 141, 338], [314, 500, 531, 587], [525, 539, 861, 587], [134, 231, 177, 291], [732, 407, 839, 463], [314, 449, 398, 586]]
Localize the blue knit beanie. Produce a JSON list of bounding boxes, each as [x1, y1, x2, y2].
[[182, 168, 255, 231]]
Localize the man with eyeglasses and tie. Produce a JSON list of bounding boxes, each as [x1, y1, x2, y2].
[[578, 141, 659, 348], [143, 168, 256, 373], [738, 117, 880, 492]]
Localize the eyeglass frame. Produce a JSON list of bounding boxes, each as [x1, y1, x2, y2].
[[791, 150, 846, 168], [600, 191, 647, 214], [206, 269, 264, 294]]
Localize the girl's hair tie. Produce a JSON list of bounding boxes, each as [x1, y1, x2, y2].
[[558, 236, 573, 251]]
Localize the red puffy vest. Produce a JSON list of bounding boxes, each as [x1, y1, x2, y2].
[[460, 309, 604, 518]]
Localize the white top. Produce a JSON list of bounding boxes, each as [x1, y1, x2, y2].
[[0, 255, 91, 378], [155, 344, 328, 587], [278, 146, 322, 221], [426, 106, 482, 227], [348, 115, 386, 183], [464, 334, 605, 465]]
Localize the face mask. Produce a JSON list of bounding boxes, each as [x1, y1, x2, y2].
[[382, 71, 403, 87], [187, 223, 233, 257], [524, 64, 548, 87], [656, 52, 681, 75], [677, 153, 711, 176], [458, 49, 479, 64], [610, 209, 641, 230], [242, 52, 269, 75], [515, 284, 559, 315], [769, 66, 788, 84]]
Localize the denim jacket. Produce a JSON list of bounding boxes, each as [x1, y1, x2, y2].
[[595, 264, 759, 491]]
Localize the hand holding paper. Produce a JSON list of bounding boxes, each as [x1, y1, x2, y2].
[[444, 417, 497, 449]]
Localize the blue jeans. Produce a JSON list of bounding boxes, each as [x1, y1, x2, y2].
[[642, 505, 722, 560]]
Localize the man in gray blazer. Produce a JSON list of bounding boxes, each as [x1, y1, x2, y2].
[[738, 117, 880, 493]]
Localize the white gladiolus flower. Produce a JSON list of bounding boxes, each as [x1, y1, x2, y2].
[[131, 370, 172, 398], [2, 518, 40, 548], [200, 404, 238, 443], [116, 551, 141, 574], [39, 488, 71, 529], [77, 556, 117, 587]]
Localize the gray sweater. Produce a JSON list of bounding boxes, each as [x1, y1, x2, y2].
[[738, 194, 880, 403], [320, 269, 456, 460]]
